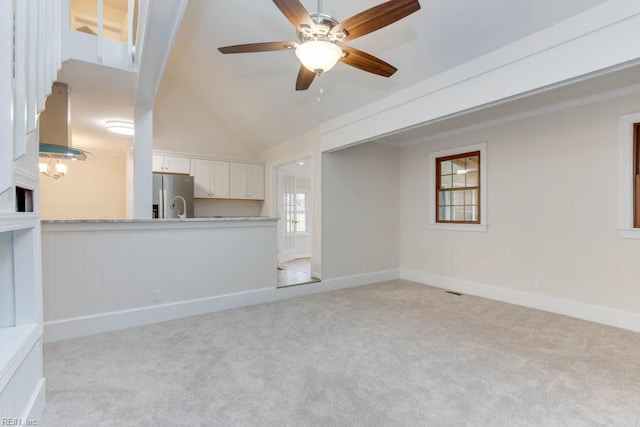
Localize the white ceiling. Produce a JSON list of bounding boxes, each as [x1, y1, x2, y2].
[[164, 0, 607, 148], [58, 0, 611, 154], [376, 63, 640, 146], [56, 59, 136, 153]]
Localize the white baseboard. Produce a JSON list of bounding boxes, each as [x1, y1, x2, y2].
[[44, 269, 401, 342], [401, 269, 640, 333], [21, 378, 45, 421]]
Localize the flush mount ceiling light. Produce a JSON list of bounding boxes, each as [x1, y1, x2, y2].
[[105, 120, 134, 136]]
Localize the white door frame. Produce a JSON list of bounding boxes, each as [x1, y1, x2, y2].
[[273, 156, 313, 266]]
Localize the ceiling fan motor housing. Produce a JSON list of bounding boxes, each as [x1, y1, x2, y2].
[[296, 13, 347, 43]]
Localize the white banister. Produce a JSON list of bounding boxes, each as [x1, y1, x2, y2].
[[27, 0, 37, 134], [0, 0, 14, 193], [36, 0, 45, 112], [97, 0, 103, 63], [127, 0, 134, 65], [13, 0, 27, 159]]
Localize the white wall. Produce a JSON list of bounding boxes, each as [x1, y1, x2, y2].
[[261, 128, 322, 277], [322, 142, 400, 279], [40, 150, 127, 219], [194, 199, 263, 218], [399, 92, 640, 314], [153, 73, 261, 160], [42, 220, 277, 341]]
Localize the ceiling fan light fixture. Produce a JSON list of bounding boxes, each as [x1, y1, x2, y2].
[[295, 40, 343, 74]]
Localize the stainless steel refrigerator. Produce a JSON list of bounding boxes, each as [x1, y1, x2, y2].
[[152, 173, 194, 218]]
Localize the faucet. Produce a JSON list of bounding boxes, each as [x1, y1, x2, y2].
[[168, 196, 187, 219]]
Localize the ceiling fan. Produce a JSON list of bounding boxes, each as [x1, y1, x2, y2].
[[218, 0, 421, 91]]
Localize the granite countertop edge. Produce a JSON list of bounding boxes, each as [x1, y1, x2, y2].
[[42, 217, 278, 224]]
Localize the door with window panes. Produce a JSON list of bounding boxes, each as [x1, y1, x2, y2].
[[277, 165, 309, 263]]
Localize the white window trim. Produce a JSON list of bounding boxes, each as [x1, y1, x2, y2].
[[429, 142, 488, 232], [618, 112, 640, 239]]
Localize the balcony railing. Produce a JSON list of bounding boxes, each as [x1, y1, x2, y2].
[[63, 0, 144, 71]]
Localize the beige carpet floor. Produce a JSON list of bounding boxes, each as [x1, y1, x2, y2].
[[41, 280, 640, 426]]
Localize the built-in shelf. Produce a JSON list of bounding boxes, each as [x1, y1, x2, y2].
[[0, 323, 41, 392], [0, 213, 39, 233]]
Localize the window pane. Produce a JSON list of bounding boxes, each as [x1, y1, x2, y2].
[[465, 190, 478, 205], [464, 207, 478, 221], [466, 171, 478, 187], [453, 207, 465, 221], [466, 155, 479, 171], [438, 206, 451, 221], [440, 175, 453, 189], [453, 174, 466, 188], [71, 0, 98, 35], [438, 191, 451, 206], [452, 158, 465, 173], [452, 191, 464, 206], [103, 0, 129, 42], [440, 160, 452, 175]]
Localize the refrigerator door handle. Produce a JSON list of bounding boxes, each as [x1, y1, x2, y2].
[[163, 189, 168, 218]]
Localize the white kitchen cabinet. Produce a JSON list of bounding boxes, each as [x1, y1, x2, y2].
[[191, 159, 230, 199], [229, 162, 264, 200], [153, 154, 190, 174]]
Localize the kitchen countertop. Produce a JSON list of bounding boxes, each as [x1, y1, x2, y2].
[[42, 217, 277, 224]]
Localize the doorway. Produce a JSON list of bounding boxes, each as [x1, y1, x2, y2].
[[275, 157, 319, 287]]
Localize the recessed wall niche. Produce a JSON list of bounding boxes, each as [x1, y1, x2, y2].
[[15, 186, 34, 212]]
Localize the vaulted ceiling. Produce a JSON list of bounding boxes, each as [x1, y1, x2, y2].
[[163, 0, 606, 148]]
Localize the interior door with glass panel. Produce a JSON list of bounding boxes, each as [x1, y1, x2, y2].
[[276, 159, 310, 264]]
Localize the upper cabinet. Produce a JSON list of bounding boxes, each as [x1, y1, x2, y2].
[[153, 154, 190, 174], [191, 159, 230, 199], [230, 162, 264, 200]]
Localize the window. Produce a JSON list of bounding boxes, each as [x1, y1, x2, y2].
[[429, 142, 487, 232], [635, 123, 640, 228], [436, 151, 480, 223], [618, 113, 640, 238], [285, 191, 308, 234]]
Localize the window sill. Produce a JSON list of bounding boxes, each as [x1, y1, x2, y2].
[[619, 228, 640, 239], [430, 223, 488, 232]]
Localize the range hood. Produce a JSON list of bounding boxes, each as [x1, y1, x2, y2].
[[39, 82, 89, 161]]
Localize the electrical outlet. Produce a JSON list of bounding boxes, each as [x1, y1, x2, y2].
[[363, 263, 368, 271], [391, 259, 395, 267], [153, 289, 161, 302], [533, 279, 542, 290]]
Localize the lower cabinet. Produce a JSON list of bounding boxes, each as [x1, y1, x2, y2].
[[229, 162, 265, 200], [191, 159, 230, 199]]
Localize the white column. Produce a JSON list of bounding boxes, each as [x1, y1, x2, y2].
[[133, 105, 153, 219]]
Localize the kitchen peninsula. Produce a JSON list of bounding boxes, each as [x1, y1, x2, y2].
[[41, 217, 277, 342]]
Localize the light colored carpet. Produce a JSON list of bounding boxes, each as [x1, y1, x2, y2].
[[41, 280, 640, 426]]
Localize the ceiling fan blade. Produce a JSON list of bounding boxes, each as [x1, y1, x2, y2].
[[332, 0, 421, 42], [296, 66, 316, 91], [340, 46, 397, 77], [272, 0, 315, 32], [218, 41, 298, 54]]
